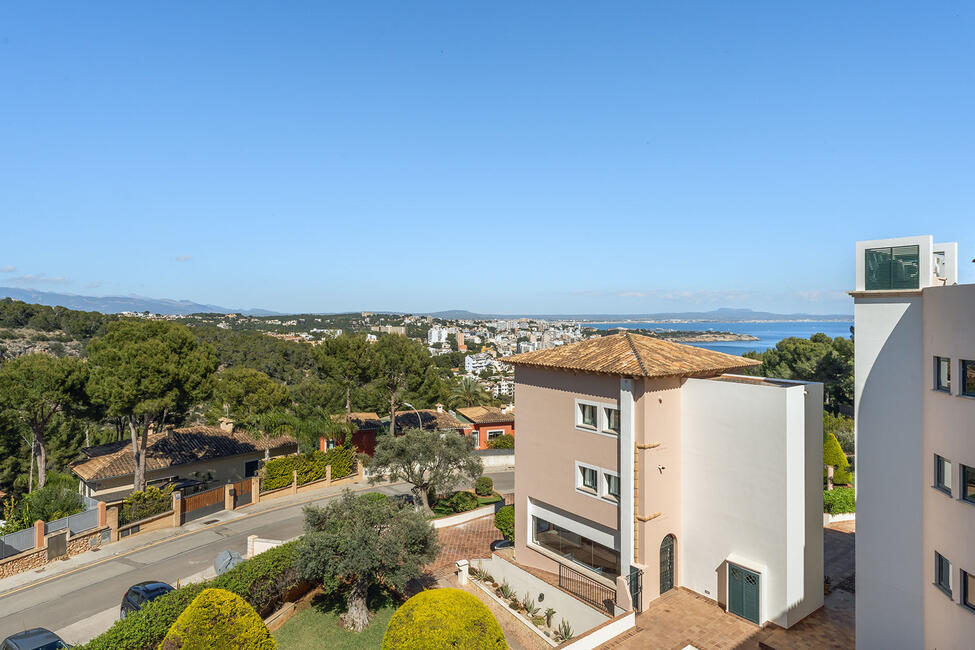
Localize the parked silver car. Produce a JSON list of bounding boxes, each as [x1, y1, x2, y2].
[[0, 628, 70, 650]]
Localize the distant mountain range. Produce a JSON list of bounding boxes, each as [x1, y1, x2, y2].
[[424, 307, 852, 322], [0, 287, 280, 316], [0, 287, 851, 321]]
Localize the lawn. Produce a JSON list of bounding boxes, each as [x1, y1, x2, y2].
[[273, 588, 398, 650]]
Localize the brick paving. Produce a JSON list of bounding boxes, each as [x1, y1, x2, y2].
[[600, 522, 856, 650], [426, 513, 504, 573]]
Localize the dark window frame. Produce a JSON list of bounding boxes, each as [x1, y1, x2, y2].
[[962, 360, 975, 397], [934, 455, 952, 495], [964, 571, 975, 613], [935, 356, 952, 393], [962, 465, 975, 506], [864, 245, 920, 290], [935, 552, 952, 597]]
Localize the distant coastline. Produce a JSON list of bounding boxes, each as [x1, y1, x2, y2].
[[588, 327, 760, 343], [583, 318, 853, 325]]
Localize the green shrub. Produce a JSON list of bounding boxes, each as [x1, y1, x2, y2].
[[382, 588, 506, 649], [160, 588, 276, 650], [263, 447, 357, 490], [120, 484, 174, 525], [474, 476, 493, 496], [824, 432, 853, 486], [494, 504, 514, 542], [78, 542, 301, 650], [364, 492, 388, 504], [451, 491, 479, 513], [1, 480, 84, 534], [489, 435, 514, 449], [823, 487, 855, 514]]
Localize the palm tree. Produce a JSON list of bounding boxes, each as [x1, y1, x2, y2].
[[450, 377, 490, 408]]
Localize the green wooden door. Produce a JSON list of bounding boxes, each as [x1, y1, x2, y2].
[[728, 564, 760, 624], [659, 535, 675, 594]]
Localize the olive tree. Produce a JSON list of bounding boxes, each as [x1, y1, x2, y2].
[[296, 490, 439, 632], [368, 428, 482, 512]]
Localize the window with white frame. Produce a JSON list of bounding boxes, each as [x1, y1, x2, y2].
[[603, 472, 620, 500], [577, 464, 598, 492], [486, 429, 506, 440], [603, 407, 620, 434], [577, 401, 598, 429]]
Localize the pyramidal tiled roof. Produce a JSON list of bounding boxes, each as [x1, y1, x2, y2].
[[503, 332, 761, 379]]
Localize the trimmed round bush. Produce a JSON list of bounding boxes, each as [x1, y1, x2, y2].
[[494, 504, 514, 541], [474, 476, 494, 496], [451, 491, 479, 513], [382, 588, 506, 649], [160, 588, 276, 650]]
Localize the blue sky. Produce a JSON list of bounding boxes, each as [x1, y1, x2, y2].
[[1, 2, 973, 315]]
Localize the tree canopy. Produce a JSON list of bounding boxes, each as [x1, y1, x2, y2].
[[368, 428, 482, 511], [296, 490, 439, 632], [87, 320, 218, 491], [210, 367, 290, 431], [744, 332, 853, 412]]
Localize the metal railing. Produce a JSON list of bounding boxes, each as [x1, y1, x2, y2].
[[557, 562, 617, 614], [45, 508, 99, 537]]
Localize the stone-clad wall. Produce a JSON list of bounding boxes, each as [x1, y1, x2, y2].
[[0, 526, 108, 580]]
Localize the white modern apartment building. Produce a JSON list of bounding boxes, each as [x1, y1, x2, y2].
[[465, 352, 493, 375], [853, 235, 975, 649], [427, 326, 448, 345]]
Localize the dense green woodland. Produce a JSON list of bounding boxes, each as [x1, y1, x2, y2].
[[0, 298, 854, 505]]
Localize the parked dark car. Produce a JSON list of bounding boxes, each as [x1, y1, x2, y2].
[[119, 581, 174, 619], [490, 539, 514, 551], [0, 628, 70, 650]]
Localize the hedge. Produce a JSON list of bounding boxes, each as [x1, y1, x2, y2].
[[160, 588, 276, 650], [382, 588, 506, 649], [120, 484, 174, 526], [263, 447, 357, 490], [78, 541, 302, 650], [823, 487, 855, 514], [494, 504, 513, 541], [489, 434, 514, 449]]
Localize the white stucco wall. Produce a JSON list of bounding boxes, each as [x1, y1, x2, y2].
[[854, 295, 925, 649], [680, 377, 823, 628]]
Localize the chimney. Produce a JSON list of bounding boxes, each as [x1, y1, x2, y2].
[[501, 405, 508, 415], [436, 403, 444, 413], [219, 417, 234, 433]]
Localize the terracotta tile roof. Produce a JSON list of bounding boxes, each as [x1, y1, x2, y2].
[[330, 412, 383, 430], [502, 332, 761, 379], [456, 406, 515, 425], [392, 409, 467, 432], [70, 425, 297, 482]]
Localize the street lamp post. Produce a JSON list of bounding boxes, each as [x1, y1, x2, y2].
[[402, 401, 423, 430]]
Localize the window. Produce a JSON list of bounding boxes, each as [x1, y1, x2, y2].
[[963, 360, 975, 397], [486, 429, 505, 440], [935, 455, 952, 494], [962, 465, 975, 505], [935, 357, 951, 392], [604, 473, 620, 500], [244, 460, 259, 478], [578, 465, 598, 491], [603, 407, 620, 434], [936, 552, 953, 596], [864, 245, 920, 290], [964, 571, 975, 612], [578, 403, 597, 429], [532, 516, 620, 576]]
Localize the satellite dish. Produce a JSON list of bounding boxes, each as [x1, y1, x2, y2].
[[214, 549, 244, 575]]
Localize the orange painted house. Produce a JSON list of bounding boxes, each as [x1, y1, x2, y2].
[[456, 405, 515, 449]]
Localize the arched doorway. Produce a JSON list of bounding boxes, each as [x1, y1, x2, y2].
[[660, 534, 676, 594]]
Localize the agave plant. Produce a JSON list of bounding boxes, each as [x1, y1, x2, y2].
[[499, 581, 515, 600], [556, 619, 574, 641], [523, 594, 540, 617]]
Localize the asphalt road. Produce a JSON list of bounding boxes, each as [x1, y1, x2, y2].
[[0, 470, 514, 644]]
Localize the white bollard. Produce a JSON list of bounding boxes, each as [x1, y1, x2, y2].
[[455, 559, 469, 585]]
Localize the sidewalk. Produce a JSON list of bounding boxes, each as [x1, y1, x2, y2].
[[0, 478, 401, 596]]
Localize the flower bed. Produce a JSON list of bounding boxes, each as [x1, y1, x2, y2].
[[468, 566, 575, 643]]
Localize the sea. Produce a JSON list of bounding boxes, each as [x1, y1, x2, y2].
[[588, 320, 854, 355]]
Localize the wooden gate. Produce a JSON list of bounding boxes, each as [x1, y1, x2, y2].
[[233, 478, 252, 508], [182, 485, 225, 523]]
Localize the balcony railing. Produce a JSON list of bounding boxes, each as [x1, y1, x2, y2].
[[557, 562, 616, 614]]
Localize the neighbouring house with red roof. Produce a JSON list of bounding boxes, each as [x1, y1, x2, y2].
[[320, 412, 384, 456], [70, 424, 296, 502], [456, 405, 515, 449]]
